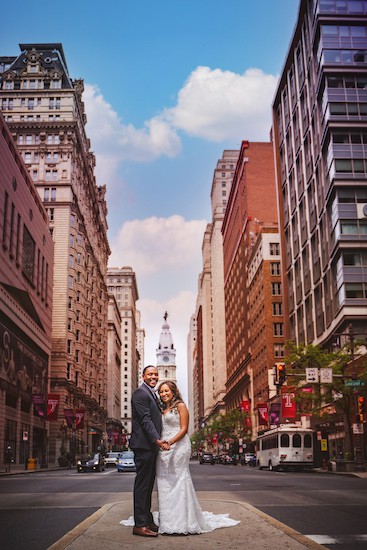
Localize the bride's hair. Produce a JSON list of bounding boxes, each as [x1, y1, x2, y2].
[[158, 380, 184, 409]]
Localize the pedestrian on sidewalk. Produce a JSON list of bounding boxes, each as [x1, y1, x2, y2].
[[5, 446, 13, 473]]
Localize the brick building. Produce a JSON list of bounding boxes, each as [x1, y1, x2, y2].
[[0, 111, 53, 466], [222, 141, 279, 411]]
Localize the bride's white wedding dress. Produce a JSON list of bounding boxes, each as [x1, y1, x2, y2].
[[120, 409, 240, 535]]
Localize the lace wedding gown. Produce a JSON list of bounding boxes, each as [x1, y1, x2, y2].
[[156, 409, 239, 534], [120, 410, 239, 535]]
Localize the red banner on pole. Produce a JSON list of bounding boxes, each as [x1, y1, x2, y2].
[[75, 409, 85, 429], [299, 386, 314, 416], [32, 394, 45, 418], [64, 408, 85, 429], [257, 403, 268, 426], [281, 388, 296, 419], [46, 394, 60, 421]]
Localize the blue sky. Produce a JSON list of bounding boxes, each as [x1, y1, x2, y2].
[[1, 0, 300, 398]]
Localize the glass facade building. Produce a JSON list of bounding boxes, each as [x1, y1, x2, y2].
[[272, 0, 367, 347]]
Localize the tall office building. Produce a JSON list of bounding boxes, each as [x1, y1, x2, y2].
[[222, 141, 278, 411], [247, 225, 284, 436], [0, 44, 110, 463], [106, 294, 123, 450], [192, 150, 239, 425], [135, 310, 145, 383], [107, 266, 140, 434], [187, 314, 197, 434], [272, 0, 367, 348]]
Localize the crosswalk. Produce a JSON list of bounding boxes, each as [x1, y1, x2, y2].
[[306, 534, 367, 545]]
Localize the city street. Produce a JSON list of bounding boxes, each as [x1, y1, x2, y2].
[[0, 463, 367, 550]]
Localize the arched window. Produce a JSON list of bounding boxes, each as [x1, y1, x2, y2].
[[293, 434, 301, 448], [304, 434, 312, 448], [280, 434, 290, 447]]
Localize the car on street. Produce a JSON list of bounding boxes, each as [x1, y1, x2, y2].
[[220, 454, 238, 465], [199, 452, 215, 465], [240, 452, 256, 466], [117, 450, 136, 472], [77, 452, 105, 473], [104, 452, 122, 467]]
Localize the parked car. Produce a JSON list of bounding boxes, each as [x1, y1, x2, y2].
[[220, 454, 237, 465], [240, 452, 256, 466], [104, 452, 122, 467], [77, 452, 105, 473], [117, 450, 136, 472], [199, 452, 215, 465], [212, 454, 221, 464]]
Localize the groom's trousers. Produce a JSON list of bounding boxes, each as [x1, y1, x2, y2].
[[133, 448, 157, 527]]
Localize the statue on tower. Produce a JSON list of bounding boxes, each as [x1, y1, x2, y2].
[[164, 311, 168, 322]]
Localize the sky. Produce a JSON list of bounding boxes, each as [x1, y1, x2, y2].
[[1, 0, 300, 400]]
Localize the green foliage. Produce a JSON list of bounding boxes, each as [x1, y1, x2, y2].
[[190, 408, 252, 446]]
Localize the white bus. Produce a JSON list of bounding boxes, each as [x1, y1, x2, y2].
[[256, 424, 314, 471]]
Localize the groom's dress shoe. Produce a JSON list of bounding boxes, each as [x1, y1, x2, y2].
[[133, 526, 158, 537], [148, 523, 159, 532]]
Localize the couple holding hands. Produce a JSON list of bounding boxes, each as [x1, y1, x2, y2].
[[121, 365, 239, 537]]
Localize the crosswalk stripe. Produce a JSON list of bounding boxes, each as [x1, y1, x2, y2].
[[306, 534, 367, 545]]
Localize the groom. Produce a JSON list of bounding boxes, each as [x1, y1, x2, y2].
[[129, 365, 169, 537]]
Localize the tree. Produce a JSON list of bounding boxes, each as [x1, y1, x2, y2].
[[285, 341, 367, 459]]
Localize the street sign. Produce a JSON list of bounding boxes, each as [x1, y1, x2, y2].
[[306, 368, 319, 383], [353, 423, 364, 435], [320, 368, 333, 383], [344, 379, 365, 387]]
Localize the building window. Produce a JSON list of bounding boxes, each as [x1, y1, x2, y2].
[[68, 275, 73, 289], [271, 282, 282, 295], [272, 302, 283, 316], [270, 262, 281, 276], [270, 243, 280, 255], [274, 343, 285, 357], [67, 340, 72, 354], [273, 323, 284, 337], [22, 226, 35, 283], [345, 283, 364, 298]]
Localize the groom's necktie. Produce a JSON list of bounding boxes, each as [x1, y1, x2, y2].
[[153, 392, 161, 408]]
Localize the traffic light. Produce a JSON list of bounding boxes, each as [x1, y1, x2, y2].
[[275, 363, 286, 386], [357, 396, 366, 422]]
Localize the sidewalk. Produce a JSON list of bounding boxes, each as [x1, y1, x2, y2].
[[48, 492, 328, 550]]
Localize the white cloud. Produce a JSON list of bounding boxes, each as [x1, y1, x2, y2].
[[164, 66, 278, 141], [109, 215, 207, 276], [108, 215, 207, 402], [83, 83, 182, 164], [83, 66, 277, 182]]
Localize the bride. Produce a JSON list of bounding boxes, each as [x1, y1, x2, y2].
[[155, 380, 239, 535]]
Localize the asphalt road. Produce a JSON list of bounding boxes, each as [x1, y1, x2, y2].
[[0, 463, 366, 550]]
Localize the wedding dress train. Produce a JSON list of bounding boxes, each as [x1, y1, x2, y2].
[[120, 409, 239, 535]]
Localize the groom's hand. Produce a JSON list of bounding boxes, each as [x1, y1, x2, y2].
[[156, 439, 170, 450]]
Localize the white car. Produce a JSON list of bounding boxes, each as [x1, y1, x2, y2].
[[104, 452, 122, 467]]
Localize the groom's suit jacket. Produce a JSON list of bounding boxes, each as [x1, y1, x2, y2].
[[130, 383, 162, 452]]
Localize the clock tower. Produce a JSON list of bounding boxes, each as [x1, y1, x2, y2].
[[156, 312, 177, 384]]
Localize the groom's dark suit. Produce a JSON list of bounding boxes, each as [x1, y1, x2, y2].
[[130, 382, 162, 528]]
